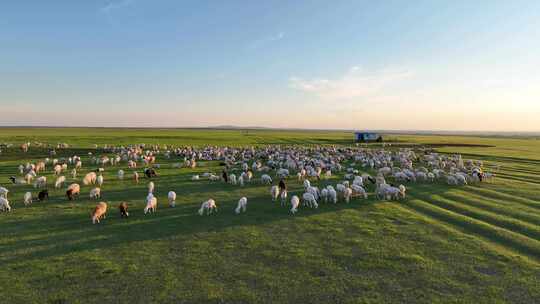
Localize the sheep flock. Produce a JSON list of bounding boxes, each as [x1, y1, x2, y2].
[[0, 143, 496, 225]]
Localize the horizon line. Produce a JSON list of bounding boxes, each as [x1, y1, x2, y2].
[[0, 125, 539, 136]]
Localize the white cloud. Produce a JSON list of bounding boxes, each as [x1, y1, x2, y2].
[[248, 32, 285, 49], [289, 66, 413, 100], [100, 0, 134, 14]]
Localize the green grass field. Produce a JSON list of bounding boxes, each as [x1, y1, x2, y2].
[[0, 128, 539, 303]]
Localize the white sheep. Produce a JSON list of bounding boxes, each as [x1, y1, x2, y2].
[[118, 169, 124, 180], [0, 187, 9, 198], [0, 197, 11, 212], [302, 192, 318, 208], [34, 176, 47, 189], [320, 188, 328, 203], [270, 185, 280, 201], [261, 174, 272, 184], [71, 168, 77, 179], [343, 187, 353, 203], [192, 175, 200, 181], [198, 199, 217, 215], [230, 174, 237, 185], [23, 192, 32, 205], [89, 187, 101, 199], [55, 176, 66, 189], [168, 191, 176, 207], [235, 197, 247, 214], [144, 193, 157, 214], [148, 181, 155, 193], [328, 188, 337, 204], [290, 195, 300, 214], [96, 175, 104, 187], [275, 185, 286, 204], [351, 184, 368, 199], [303, 179, 311, 189]]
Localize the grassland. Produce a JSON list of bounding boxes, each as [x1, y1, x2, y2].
[[0, 128, 538, 303]]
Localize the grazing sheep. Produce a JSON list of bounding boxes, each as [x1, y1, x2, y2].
[[276, 168, 289, 178], [302, 192, 318, 208], [89, 187, 101, 199], [128, 160, 137, 168], [34, 176, 47, 189], [91, 202, 107, 224], [320, 188, 329, 203], [0, 197, 11, 212], [0, 187, 9, 198], [168, 191, 176, 207], [144, 168, 157, 178], [245, 171, 253, 182], [280, 190, 288, 206], [147, 181, 155, 193], [328, 188, 338, 204], [192, 175, 200, 181], [55, 176, 66, 189], [96, 175, 104, 187], [198, 199, 217, 215], [38, 190, 49, 201], [25, 172, 36, 184], [235, 197, 247, 214], [23, 192, 32, 205], [144, 194, 158, 214], [119, 202, 129, 218], [343, 187, 353, 203], [83, 172, 97, 186], [229, 174, 237, 185], [290, 195, 300, 214], [53, 164, 62, 175], [447, 175, 458, 186], [351, 184, 368, 199], [66, 183, 81, 200], [398, 185, 407, 199], [261, 174, 272, 184], [118, 169, 124, 180], [9, 176, 26, 184], [270, 185, 280, 201]]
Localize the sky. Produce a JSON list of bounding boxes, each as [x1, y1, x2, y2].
[[1, 0, 540, 131]]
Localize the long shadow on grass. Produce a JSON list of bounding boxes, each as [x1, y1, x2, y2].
[[0, 192, 380, 264]]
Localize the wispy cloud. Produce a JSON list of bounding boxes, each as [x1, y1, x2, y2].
[[248, 32, 285, 49], [100, 0, 134, 14], [289, 66, 413, 100]]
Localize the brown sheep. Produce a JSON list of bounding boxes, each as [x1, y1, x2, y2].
[[91, 202, 107, 224], [118, 202, 129, 218], [66, 183, 80, 200]]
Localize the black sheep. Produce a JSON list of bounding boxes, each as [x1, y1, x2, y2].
[[119, 202, 129, 217], [144, 168, 157, 178], [38, 190, 49, 201]]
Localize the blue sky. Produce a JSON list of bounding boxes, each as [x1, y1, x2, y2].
[[1, 0, 539, 130]]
